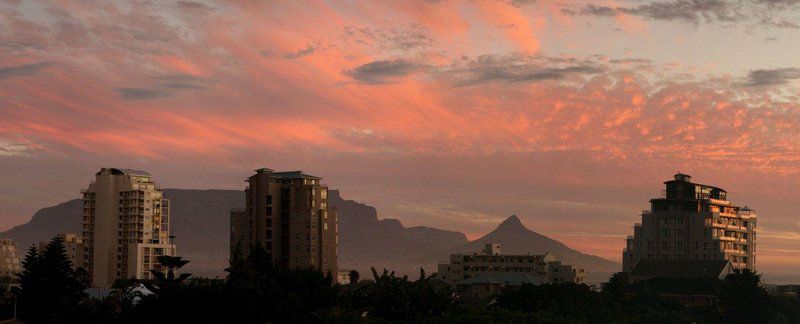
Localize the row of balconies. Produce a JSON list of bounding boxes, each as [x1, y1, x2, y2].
[[723, 248, 749, 255]]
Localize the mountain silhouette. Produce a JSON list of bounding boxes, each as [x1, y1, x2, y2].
[[0, 190, 618, 283], [461, 215, 618, 283]]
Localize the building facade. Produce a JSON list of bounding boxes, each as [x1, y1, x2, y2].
[[81, 168, 177, 288], [436, 243, 585, 285], [38, 233, 85, 270], [623, 174, 757, 272], [0, 239, 21, 278], [230, 168, 338, 275]]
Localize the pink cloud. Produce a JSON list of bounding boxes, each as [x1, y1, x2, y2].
[[1, 0, 800, 274]]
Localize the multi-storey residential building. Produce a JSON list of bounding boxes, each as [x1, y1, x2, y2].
[[81, 168, 177, 288], [230, 168, 338, 275], [436, 243, 585, 285], [0, 239, 21, 278], [38, 233, 85, 270], [622, 174, 757, 272]]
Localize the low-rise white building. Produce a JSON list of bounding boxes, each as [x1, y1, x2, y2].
[[436, 243, 585, 285]]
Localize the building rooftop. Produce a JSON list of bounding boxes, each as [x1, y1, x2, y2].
[[253, 168, 322, 180], [630, 260, 731, 279], [96, 168, 151, 176], [271, 171, 321, 180], [664, 173, 726, 194]]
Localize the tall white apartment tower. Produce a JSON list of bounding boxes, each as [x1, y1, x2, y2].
[[623, 174, 757, 272], [81, 168, 177, 288]]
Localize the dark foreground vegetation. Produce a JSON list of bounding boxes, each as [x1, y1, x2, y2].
[[2, 237, 799, 323]]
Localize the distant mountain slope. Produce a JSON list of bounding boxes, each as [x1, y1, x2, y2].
[[0, 189, 244, 277], [0, 199, 82, 252], [163, 189, 244, 276], [0, 190, 618, 283], [461, 215, 619, 283], [329, 190, 469, 276]]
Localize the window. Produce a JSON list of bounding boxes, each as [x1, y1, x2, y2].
[[267, 207, 272, 216], [266, 195, 272, 204]]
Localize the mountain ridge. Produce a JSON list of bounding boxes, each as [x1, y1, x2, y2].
[[0, 189, 619, 283]]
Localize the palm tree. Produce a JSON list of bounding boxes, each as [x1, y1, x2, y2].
[[149, 256, 191, 291]]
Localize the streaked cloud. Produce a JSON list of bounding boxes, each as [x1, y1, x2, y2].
[[438, 54, 604, 86], [0, 62, 53, 79], [116, 88, 171, 101], [562, 1, 738, 23], [345, 59, 429, 84], [561, 0, 800, 28], [283, 44, 319, 59], [0, 141, 35, 156], [741, 67, 800, 87]]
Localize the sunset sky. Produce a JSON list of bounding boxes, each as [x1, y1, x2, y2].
[[2, 0, 799, 278]]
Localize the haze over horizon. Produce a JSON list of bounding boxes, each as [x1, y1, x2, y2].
[[2, 0, 800, 276]]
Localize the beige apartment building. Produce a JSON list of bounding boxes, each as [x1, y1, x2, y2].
[[436, 243, 586, 285], [0, 239, 21, 278], [38, 233, 85, 270], [623, 174, 757, 272], [230, 168, 338, 275], [81, 168, 177, 288]]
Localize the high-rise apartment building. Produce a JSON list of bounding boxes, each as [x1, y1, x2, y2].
[[0, 239, 21, 278], [81, 168, 177, 288], [230, 168, 337, 275], [623, 174, 756, 272]]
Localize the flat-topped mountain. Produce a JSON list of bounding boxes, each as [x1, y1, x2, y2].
[[0, 189, 618, 283]]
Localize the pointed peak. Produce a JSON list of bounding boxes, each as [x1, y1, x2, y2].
[[498, 215, 524, 228]]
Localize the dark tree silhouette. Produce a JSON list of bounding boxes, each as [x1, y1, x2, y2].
[[17, 236, 86, 323], [339, 267, 455, 321], [348, 270, 360, 284], [719, 268, 772, 322], [603, 272, 629, 299]]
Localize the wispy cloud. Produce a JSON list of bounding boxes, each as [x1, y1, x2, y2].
[[283, 44, 318, 59], [438, 54, 603, 86], [741, 68, 800, 87], [561, 0, 800, 29], [116, 87, 171, 101], [0, 141, 36, 156], [562, 1, 739, 23], [345, 59, 429, 84], [344, 24, 435, 51], [0, 62, 53, 79]]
